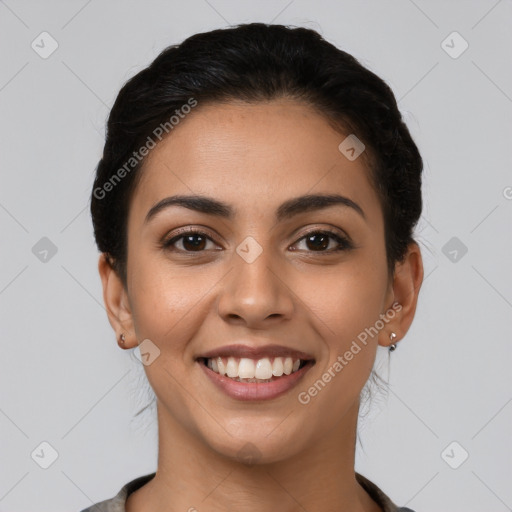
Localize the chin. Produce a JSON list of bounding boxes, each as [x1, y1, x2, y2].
[[203, 421, 307, 466]]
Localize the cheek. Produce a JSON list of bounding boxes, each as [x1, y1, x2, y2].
[[130, 275, 195, 341], [295, 258, 388, 377], [127, 252, 220, 357], [302, 263, 386, 335]]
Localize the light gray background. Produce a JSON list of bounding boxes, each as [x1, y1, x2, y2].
[[1, 1, 511, 511]]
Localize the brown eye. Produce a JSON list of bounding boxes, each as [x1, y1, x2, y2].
[[163, 230, 217, 252], [305, 233, 330, 251], [180, 233, 207, 251], [292, 230, 353, 253]]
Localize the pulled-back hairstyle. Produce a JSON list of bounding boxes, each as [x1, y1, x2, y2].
[[90, 22, 422, 286]]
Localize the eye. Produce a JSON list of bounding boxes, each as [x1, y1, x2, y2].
[[291, 229, 353, 253], [162, 229, 219, 252], [162, 228, 353, 254]]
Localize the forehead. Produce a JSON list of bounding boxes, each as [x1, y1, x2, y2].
[[129, 99, 382, 227]]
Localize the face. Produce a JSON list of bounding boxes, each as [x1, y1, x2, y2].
[[107, 98, 412, 463]]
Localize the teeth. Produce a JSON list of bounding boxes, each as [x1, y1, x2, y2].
[[217, 357, 225, 376], [272, 357, 284, 376], [255, 358, 273, 379], [226, 357, 238, 378], [238, 358, 255, 379], [205, 356, 306, 380], [283, 357, 293, 375]]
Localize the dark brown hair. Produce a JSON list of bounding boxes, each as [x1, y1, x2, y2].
[[90, 22, 422, 285]]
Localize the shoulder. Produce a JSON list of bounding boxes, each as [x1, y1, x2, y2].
[[79, 471, 416, 512], [355, 472, 416, 512], [78, 473, 156, 512]]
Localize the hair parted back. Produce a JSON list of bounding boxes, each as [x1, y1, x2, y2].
[[90, 22, 422, 285]]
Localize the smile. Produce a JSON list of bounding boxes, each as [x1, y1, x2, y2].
[[200, 356, 307, 382], [197, 356, 316, 401]]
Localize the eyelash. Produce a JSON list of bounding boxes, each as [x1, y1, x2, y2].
[[162, 228, 353, 254]]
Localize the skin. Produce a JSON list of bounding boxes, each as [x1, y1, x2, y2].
[[98, 98, 423, 512]]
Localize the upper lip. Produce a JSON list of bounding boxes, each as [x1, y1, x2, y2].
[[197, 344, 315, 361]]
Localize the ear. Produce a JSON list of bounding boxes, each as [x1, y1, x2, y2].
[[378, 242, 424, 348], [98, 253, 137, 349]]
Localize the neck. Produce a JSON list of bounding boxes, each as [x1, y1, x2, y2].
[[126, 400, 381, 512]]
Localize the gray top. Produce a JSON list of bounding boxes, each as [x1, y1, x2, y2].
[[79, 472, 416, 512]]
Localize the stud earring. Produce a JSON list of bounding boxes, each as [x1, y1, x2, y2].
[[389, 332, 397, 352], [119, 333, 126, 345]]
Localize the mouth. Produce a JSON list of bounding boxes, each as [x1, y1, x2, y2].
[[195, 344, 316, 401], [198, 356, 312, 383]]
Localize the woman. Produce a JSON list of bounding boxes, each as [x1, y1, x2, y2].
[[83, 22, 423, 512]]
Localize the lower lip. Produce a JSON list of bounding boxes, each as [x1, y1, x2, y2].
[[198, 360, 315, 401]]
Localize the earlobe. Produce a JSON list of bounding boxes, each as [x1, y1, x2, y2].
[[378, 242, 424, 348], [98, 254, 136, 349]]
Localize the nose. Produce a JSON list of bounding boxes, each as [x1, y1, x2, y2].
[[217, 241, 294, 329]]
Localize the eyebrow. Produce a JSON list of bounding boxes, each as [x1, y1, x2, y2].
[[144, 193, 366, 224]]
